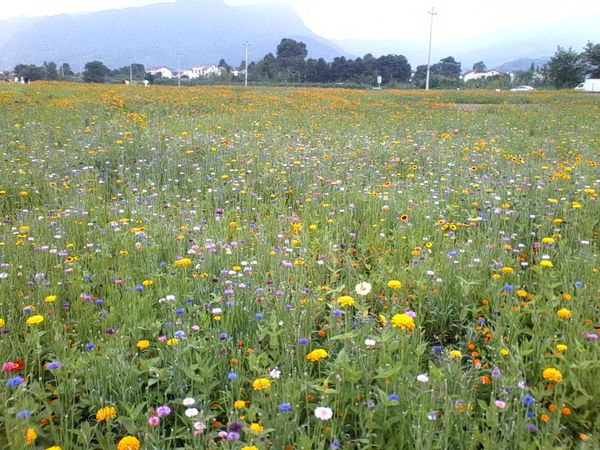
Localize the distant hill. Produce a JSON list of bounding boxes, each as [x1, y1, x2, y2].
[[494, 57, 550, 73], [0, 0, 349, 71]]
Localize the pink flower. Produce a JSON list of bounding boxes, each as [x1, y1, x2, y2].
[[148, 416, 160, 426], [314, 406, 333, 420], [495, 400, 506, 409]]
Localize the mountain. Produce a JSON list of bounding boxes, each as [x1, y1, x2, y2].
[[0, 0, 349, 71], [494, 57, 550, 73]]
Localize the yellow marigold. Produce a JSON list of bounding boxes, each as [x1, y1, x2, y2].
[[46, 446, 62, 450], [136, 339, 150, 350], [540, 260, 554, 268], [337, 295, 355, 307], [542, 367, 563, 383], [174, 258, 192, 267], [378, 314, 388, 326], [449, 350, 463, 359], [306, 348, 329, 362], [241, 446, 259, 450], [387, 280, 402, 289], [142, 279, 154, 286], [556, 308, 572, 319], [391, 313, 415, 330], [499, 348, 509, 356], [166, 338, 180, 346], [44, 295, 57, 303], [249, 422, 264, 434], [233, 400, 247, 409], [252, 378, 271, 391], [556, 344, 568, 352], [117, 435, 140, 450], [26, 315, 44, 326], [25, 427, 37, 445], [516, 290, 528, 298], [0, 318, 4, 328], [561, 293, 572, 301], [96, 406, 117, 422], [501, 267, 514, 274]]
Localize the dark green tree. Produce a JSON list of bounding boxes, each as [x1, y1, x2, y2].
[[303, 58, 330, 82], [376, 54, 411, 84], [218, 58, 232, 73], [44, 61, 59, 80], [547, 46, 585, 88], [581, 41, 600, 78], [472, 61, 487, 73], [82, 60, 111, 83], [276, 38, 307, 81], [14, 64, 46, 81], [61, 63, 74, 77], [251, 53, 278, 81]]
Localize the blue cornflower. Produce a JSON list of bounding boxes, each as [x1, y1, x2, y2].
[[227, 371, 238, 380], [388, 393, 400, 401], [279, 402, 292, 412], [6, 376, 23, 388]]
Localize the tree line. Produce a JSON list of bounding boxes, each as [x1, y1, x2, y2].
[[6, 39, 600, 89]]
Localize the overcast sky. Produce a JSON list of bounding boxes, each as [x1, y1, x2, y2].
[[1, 0, 599, 42]]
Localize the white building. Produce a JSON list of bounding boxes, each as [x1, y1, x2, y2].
[[463, 69, 502, 82], [146, 66, 174, 79], [182, 65, 225, 79]]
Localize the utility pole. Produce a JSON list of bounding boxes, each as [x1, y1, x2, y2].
[[129, 56, 133, 85], [177, 51, 182, 87], [425, 6, 437, 91], [244, 42, 250, 88]]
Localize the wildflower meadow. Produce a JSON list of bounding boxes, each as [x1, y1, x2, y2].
[[0, 83, 599, 449]]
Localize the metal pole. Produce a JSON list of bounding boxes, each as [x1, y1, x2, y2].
[[244, 42, 250, 87], [425, 6, 437, 90], [129, 57, 133, 85], [177, 52, 182, 87]]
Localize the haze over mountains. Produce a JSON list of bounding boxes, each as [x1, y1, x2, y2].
[[0, 0, 596, 72]]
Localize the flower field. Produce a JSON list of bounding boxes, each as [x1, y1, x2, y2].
[[0, 83, 599, 449]]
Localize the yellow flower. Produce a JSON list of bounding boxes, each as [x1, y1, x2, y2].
[[234, 400, 247, 409], [46, 446, 62, 450], [542, 367, 563, 383], [96, 406, 117, 422], [117, 435, 140, 450], [174, 258, 192, 267], [44, 295, 57, 303], [556, 308, 572, 319], [241, 446, 259, 450], [26, 315, 44, 326], [136, 340, 150, 350], [499, 348, 509, 356], [378, 314, 388, 326], [540, 260, 553, 268], [0, 318, 4, 328], [166, 338, 180, 346], [249, 422, 264, 434], [306, 348, 328, 362], [337, 295, 355, 307], [516, 290, 528, 298], [387, 280, 402, 289], [391, 313, 415, 330], [501, 267, 514, 274], [25, 427, 37, 445], [561, 293, 572, 301], [142, 279, 154, 286], [556, 344, 568, 352], [449, 350, 462, 359], [541, 237, 555, 244], [252, 378, 271, 391]]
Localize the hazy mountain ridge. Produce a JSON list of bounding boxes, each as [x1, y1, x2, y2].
[[0, 0, 349, 70]]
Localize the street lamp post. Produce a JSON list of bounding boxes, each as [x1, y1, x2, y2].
[[244, 42, 250, 88], [425, 6, 437, 91], [177, 51, 182, 87]]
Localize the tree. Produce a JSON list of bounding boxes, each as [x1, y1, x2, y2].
[[376, 54, 411, 84], [61, 63, 74, 78], [82, 60, 111, 83], [13, 64, 46, 81], [472, 61, 487, 73], [581, 41, 600, 78], [547, 46, 585, 89], [434, 56, 461, 80], [45, 61, 59, 80], [251, 53, 278, 81], [276, 38, 307, 81]]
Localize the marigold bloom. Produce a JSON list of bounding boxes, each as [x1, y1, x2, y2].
[[252, 378, 271, 390], [540, 260, 554, 268], [241, 446, 259, 450], [391, 313, 415, 330], [387, 280, 402, 289], [249, 422, 264, 433], [542, 367, 563, 383], [117, 435, 140, 450], [501, 266, 514, 274], [46, 446, 62, 450], [306, 348, 328, 362], [26, 315, 44, 326], [96, 406, 117, 422], [233, 400, 247, 409], [556, 344, 568, 352], [449, 350, 462, 359], [44, 295, 57, 303], [0, 318, 4, 328], [166, 338, 180, 346], [337, 295, 355, 307], [556, 308, 572, 319], [136, 339, 150, 350], [25, 427, 37, 445], [174, 258, 192, 267]]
